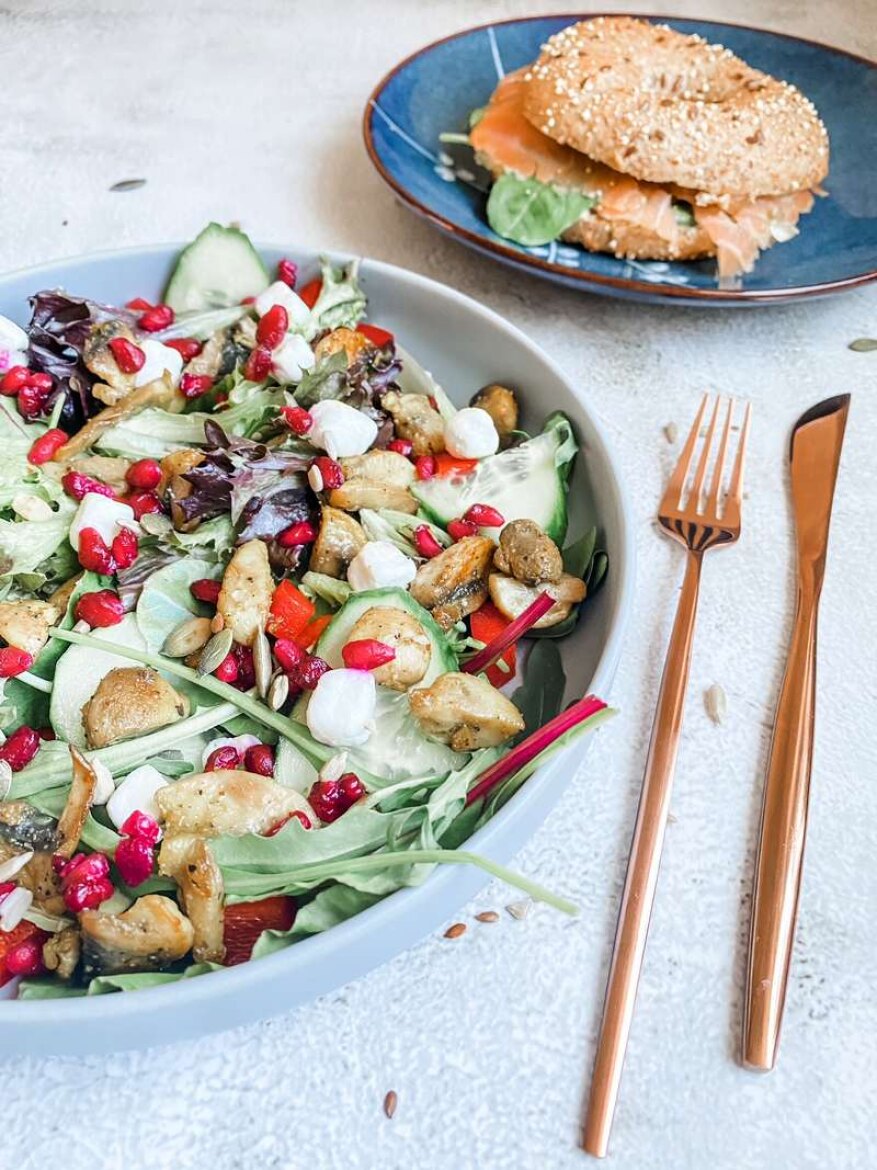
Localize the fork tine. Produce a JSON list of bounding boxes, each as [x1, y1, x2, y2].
[[689, 394, 722, 510], [705, 397, 736, 515], [728, 401, 752, 505], [662, 393, 709, 510]]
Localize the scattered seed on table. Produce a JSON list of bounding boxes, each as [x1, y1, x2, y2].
[[848, 338, 877, 352], [109, 178, 146, 192], [663, 422, 678, 444], [476, 911, 500, 924], [383, 1090, 398, 1120], [444, 922, 467, 939], [704, 683, 728, 725], [506, 900, 531, 921]]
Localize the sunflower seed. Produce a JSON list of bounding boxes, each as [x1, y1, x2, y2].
[[198, 628, 233, 675], [704, 682, 728, 724], [848, 338, 877, 353], [476, 910, 500, 924], [506, 900, 531, 920], [443, 922, 467, 939], [163, 616, 213, 658], [253, 625, 272, 698], [307, 464, 324, 492], [268, 672, 289, 711], [383, 1090, 398, 1120], [11, 494, 54, 522], [109, 178, 146, 192], [319, 752, 348, 783], [663, 422, 678, 444], [0, 760, 12, 801], [140, 512, 172, 537]]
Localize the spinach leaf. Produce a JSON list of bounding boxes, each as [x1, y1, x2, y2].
[[487, 174, 596, 247], [511, 641, 565, 733]]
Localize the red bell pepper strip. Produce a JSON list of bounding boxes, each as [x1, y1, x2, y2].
[[267, 580, 315, 641], [223, 895, 297, 966], [433, 452, 478, 478], [298, 278, 322, 309], [356, 323, 394, 348], [469, 603, 517, 688]]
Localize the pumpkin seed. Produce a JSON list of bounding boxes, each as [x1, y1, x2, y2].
[[267, 672, 289, 711], [253, 625, 272, 699], [383, 1090, 398, 1120], [163, 616, 213, 659], [140, 512, 172, 537], [848, 338, 877, 352], [197, 628, 233, 675], [0, 761, 12, 801], [704, 682, 727, 725]]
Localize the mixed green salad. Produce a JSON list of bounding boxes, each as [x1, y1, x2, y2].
[[0, 224, 609, 999]]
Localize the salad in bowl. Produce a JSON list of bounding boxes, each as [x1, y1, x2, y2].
[[0, 225, 609, 999]]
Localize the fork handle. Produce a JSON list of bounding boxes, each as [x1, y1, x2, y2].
[[742, 576, 819, 1071], [583, 550, 703, 1158]]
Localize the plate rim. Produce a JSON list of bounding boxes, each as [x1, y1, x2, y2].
[[0, 240, 635, 1032], [362, 11, 877, 304]]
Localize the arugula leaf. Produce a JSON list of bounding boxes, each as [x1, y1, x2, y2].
[[487, 174, 596, 247]]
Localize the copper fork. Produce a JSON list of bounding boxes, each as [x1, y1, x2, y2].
[[582, 394, 751, 1158]]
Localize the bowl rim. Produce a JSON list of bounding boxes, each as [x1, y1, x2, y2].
[[362, 11, 877, 305], [0, 241, 635, 1025]]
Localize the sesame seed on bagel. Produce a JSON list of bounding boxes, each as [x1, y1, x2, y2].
[[521, 16, 829, 201]]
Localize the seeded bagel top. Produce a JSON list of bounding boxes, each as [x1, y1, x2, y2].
[[521, 17, 829, 200]]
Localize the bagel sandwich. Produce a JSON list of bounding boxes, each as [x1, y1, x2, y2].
[[468, 17, 829, 279]]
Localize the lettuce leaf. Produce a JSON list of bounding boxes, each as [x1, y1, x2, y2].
[[487, 173, 596, 247]]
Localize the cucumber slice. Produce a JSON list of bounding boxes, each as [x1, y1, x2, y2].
[[412, 412, 577, 543], [163, 223, 270, 313], [49, 614, 146, 748], [309, 587, 466, 784]]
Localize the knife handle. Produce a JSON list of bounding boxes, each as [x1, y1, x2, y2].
[[742, 577, 819, 1071]]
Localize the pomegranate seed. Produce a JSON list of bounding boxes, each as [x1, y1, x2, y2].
[[179, 372, 214, 400], [292, 654, 330, 691], [341, 639, 396, 671], [308, 779, 345, 823], [205, 745, 240, 770], [108, 337, 146, 374], [240, 295, 256, 306], [277, 258, 298, 287], [281, 406, 313, 435], [125, 297, 153, 311], [190, 578, 221, 605], [5, 938, 45, 978], [127, 490, 164, 519], [37, 727, 55, 741], [0, 365, 30, 395], [137, 304, 174, 332], [111, 527, 139, 570], [114, 836, 155, 887], [256, 304, 289, 349], [414, 454, 437, 480], [61, 852, 111, 883], [125, 458, 162, 490], [278, 521, 317, 547], [388, 438, 413, 458], [29, 372, 53, 393], [17, 383, 48, 419], [74, 589, 125, 628], [62, 470, 115, 501], [213, 654, 239, 684], [340, 772, 365, 803], [27, 428, 66, 465], [273, 638, 304, 674], [311, 456, 344, 490], [119, 811, 161, 845], [232, 644, 255, 690], [77, 527, 116, 574], [243, 744, 275, 777], [413, 525, 443, 559], [63, 875, 114, 913], [164, 337, 202, 361], [463, 503, 505, 528], [448, 518, 479, 541], [0, 647, 34, 679], [244, 346, 273, 382], [0, 725, 40, 772], [0, 882, 16, 901]]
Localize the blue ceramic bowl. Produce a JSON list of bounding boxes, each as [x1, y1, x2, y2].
[[364, 14, 877, 306], [0, 244, 633, 1053]]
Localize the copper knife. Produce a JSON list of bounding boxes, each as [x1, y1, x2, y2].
[[742, 394, 850, 1071]]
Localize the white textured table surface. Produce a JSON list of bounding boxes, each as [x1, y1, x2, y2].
[[1, 2, 875, 1168]]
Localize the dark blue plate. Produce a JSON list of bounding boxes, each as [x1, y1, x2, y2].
[[363, 14, 877, 306]]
